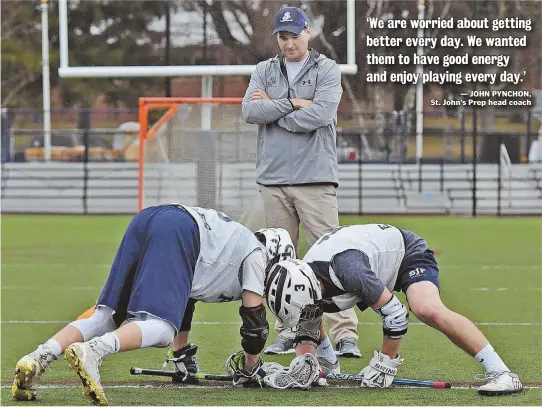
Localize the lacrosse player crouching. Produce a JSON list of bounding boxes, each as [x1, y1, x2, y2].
[[265, 223, 524, 395], [11, 204, 296, 405]]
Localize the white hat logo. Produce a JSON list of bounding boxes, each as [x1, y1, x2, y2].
[[280, 12, 293, 23]]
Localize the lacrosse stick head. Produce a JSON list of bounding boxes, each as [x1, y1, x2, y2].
[[263, 353, 320, 389]]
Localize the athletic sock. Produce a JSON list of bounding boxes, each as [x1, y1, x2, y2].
[[99, 332, 120, 354], [316, 336, 338, 364], [42, 339, 62, 357], [475, 344, 510, 374]]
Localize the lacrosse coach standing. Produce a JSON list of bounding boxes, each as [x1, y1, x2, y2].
[[242, 6, 360, 359]]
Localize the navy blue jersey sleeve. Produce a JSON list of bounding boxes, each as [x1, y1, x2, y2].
[[331, 249, 385, 307]]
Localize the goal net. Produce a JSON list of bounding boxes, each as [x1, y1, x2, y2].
[[138, 97, 265, 230]]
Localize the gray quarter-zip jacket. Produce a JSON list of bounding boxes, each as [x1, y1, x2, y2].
[[242, 49, 342, 187]]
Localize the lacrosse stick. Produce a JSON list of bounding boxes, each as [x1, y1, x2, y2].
[[130, 367, 262, 388], [322, 371, 451, 388], [130, 367, 231, 382], [130, 367, 451, 388]]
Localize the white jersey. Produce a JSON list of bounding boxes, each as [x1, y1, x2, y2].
[[303, 224, 406, 310], [177, 204, 266, 303]]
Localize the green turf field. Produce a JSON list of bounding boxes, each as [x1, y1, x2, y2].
[[2, 215, 541, 406]]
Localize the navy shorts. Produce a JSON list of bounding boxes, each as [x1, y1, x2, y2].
[[394, 249, 440, 293], [97, 205, 200, 331]]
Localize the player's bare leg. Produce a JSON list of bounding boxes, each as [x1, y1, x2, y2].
[[172, 330, 189, 350], [406, 281, 523, 396], [406, 282, 487, 354]]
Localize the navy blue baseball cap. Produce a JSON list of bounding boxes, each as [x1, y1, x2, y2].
[[273, 7, 309, 35]]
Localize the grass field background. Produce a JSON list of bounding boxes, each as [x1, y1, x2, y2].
[[2, 215, 541, 406]]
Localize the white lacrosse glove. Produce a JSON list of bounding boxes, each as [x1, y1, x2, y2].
[[263, 353, 320, 389], [360, 350, 404, 388]]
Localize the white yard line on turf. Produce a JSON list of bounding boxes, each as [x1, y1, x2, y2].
[[2, 320, 541, 326], [471, 287, 542, 291]]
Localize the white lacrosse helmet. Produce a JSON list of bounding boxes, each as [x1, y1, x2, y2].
[[254, 228, 296, 268], [265, 259, 323, 328]]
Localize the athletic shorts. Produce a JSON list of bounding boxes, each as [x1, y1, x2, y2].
[[97, 205, 200, 331], [394, 249, 440, 293]]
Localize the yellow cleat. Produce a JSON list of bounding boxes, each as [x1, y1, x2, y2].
[[12, 346, 58, 402], [12, 357, 39, 401], [65, 342, 108, 406]]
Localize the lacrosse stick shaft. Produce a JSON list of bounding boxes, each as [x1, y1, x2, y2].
[[131, 367, 450, 388], [320, 372, 451, 388], [130, 367, 231, 381]]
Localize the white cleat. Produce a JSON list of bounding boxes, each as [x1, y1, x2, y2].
[[65, 341, 109, 406], [12, 345, 58, 401], [477, 371, 524, 396]]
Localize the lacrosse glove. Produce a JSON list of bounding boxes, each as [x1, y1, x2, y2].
[[360, 350, 404, 388], [225, 350, 266, 387], [163, 343, 199, 382]]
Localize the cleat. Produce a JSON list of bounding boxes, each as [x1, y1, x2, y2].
[[335, 339, 362, 358], [477, 371, 523, 396], [12, 346, 58, 401], [65, 341, 109, 406], [263, 337, 295, 355]]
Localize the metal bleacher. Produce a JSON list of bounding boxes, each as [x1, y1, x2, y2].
[[1, 162, 541, 215]]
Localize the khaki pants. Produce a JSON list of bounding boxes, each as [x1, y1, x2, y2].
[[258, 184, 359, 344]]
